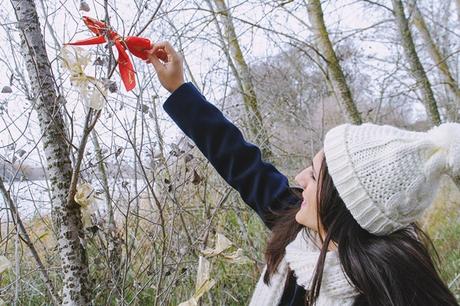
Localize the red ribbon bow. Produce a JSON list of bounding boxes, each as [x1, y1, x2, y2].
[[66, 16, 164, 91]]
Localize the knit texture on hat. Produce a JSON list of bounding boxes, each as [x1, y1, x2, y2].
[[323, 122, 460, 235]]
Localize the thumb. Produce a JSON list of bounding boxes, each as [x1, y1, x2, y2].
[[147, 51, 163, 72]]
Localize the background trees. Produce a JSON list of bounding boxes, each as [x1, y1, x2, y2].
[[0, 0, 459, 304]]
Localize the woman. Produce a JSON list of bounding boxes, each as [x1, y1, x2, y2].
[[147, 42, 460, 305]]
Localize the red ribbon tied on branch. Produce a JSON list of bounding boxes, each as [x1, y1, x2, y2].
[[66, 16, 165, 91]]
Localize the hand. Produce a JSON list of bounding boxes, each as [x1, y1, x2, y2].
[[147, 41, 185, 93]]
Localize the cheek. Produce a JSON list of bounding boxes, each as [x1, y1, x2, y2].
[[295, 194, 318, 230]]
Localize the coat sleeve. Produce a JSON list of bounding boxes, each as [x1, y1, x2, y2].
[[163, 82, 301, 228]]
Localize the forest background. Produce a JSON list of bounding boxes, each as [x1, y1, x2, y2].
[[0, 0, 459, 305]]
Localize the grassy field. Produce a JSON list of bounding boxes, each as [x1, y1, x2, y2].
[[422, 177, 460, 302], [1, 175, 459, 305]]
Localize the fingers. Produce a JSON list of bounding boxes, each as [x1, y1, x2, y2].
[[155, 49, 168, 62], [151, 41, 181, 62], [146, 41, 185, 93], [152, 41, 176, 55], [146, 52, 163, 71]]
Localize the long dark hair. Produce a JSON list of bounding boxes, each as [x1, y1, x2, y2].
[[264, 157, 459, 305]]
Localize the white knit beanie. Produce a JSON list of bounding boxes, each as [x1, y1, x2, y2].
[[323, 122, 460, 235]]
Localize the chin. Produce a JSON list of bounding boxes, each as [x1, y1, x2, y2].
[[295, 211, 302, 224], [295, 210, 308, 227], [295, 210, 317, 231]]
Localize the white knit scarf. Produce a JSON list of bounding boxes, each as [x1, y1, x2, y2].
[[249, 229, 359, 306]]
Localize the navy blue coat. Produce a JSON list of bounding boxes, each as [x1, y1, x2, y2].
[[163, 82, 306, 305]]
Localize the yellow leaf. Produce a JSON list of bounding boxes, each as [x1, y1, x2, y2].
[[74, 183, 94, 208], [60, 46, 91, 78], [196, 256, 211, 290], [201, 233, 232, 257], [59, 46, 107, 109], [178, 256, 215, 306], [222, 248, 251, 264], [89, 83, 107, 110], [193, 279, 216, 300]]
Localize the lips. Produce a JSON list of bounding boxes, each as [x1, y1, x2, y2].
[[301, 200, 307, 208]]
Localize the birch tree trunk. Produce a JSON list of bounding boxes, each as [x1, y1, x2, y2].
[[10, 0, 91, 304], [211, 0, 273, 159], [391, 0, 442, 125], [307, 0, 363, 124], [456, 0, 460, 22], [408, 0, 460, 122]]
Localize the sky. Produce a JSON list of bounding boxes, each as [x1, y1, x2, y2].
[[0, 0, 455, 217]]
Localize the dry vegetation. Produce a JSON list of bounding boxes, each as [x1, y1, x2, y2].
[[0, 0, 459, 304]]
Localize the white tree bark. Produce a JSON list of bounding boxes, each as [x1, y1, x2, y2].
[[408, 0, 460, 122], [391, 0, 442, 125], [211, 0, 273, 159], [307, 0, 363, 125], [456, 0, 460, 22], [10, 0, 91, 304]]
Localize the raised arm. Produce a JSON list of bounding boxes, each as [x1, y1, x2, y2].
[[147, 42, 300, 227]]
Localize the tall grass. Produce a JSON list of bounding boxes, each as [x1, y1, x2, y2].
[[422, 177, 460, 302]]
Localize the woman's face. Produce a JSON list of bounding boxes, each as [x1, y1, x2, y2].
[[294, 150, 324, 232]]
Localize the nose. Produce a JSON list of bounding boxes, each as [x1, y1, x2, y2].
[[295, 168, 309, 188]]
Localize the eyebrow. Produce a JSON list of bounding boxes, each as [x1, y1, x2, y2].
[[311, 160, 316, 176]]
